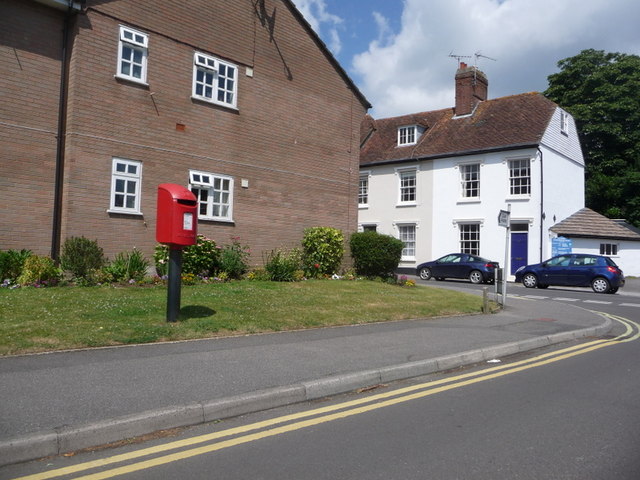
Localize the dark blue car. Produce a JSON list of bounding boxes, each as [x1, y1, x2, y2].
[[514, 253, 625, 294], [416, 253, 499, 284]]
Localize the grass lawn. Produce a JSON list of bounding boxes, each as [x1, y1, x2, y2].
[[0, 280, 490, 356]]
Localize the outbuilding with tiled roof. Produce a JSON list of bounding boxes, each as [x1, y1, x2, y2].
[[550, 208, 640, 276]]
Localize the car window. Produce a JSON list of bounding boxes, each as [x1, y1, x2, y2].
[[583, 256, 598, 266], [604, 257, 619, 267], [571, 257, 585, 266], [546, 255, 571, 267]]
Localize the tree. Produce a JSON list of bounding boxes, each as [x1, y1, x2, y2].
[[544, 49, 640, 226]]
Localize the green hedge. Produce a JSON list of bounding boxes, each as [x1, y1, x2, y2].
[[349, 231, 404, 278]]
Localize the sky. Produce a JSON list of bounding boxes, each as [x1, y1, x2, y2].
[[291, 0, 640, 118]]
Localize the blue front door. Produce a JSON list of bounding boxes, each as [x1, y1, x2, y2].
[[511, 232, 528, 274]]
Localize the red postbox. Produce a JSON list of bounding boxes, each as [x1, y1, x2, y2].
[[156, 183, 198, 247]]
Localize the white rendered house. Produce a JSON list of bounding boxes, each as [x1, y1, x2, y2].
[[359, 63, 585, 278]]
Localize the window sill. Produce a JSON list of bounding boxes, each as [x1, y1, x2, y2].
[[107, 209, 143, 216], [396, 202, 417, 208], [198, 217, 235, 224], [191, 96, 239, 111], [358, 205, 369, 209], [114, 74, 149, 87], [506, 196, 531, 202], [457, 198, 481, 204]]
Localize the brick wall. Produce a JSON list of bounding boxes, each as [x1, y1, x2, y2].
[[0, 0, 64, 255], [1, 0, 367, 267]]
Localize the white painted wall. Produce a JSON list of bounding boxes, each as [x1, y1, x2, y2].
[[358, 162, 434, 268]]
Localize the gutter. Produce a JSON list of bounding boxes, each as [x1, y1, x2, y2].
[[360, 142, 540, 168], [51, 1, 79, 260], [538, 146, 544, 262]]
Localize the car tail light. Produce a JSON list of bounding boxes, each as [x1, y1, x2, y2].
[[607, 266, 620, 274]]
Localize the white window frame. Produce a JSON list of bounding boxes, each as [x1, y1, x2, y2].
[[459, 223, 480, 255], [192, 52, 238, 109], [397, 168, 417, 205], [460, 163, 480, 199], [359, 172, 369, 207], [109, 158, 142, 214], [397, 125, 417, 146], [600, 243, 618, 256], [398, 224, 417, 260], [508, 158, 531, 196], [189, 170, 234, 222], [560, 111, 570, 135], [116, 26, 148, 84]]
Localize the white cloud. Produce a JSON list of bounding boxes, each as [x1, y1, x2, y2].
[[371, 11, 394, 47], [352, 0, 640, 117], [292, 0, 344, 55]]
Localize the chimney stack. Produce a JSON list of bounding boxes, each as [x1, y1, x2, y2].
[[454, 62, 488, 116]]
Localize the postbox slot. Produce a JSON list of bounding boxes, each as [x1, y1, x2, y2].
[[177, 199, 197, 206]]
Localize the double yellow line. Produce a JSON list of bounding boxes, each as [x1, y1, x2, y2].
[[14, 312, 638, 480]]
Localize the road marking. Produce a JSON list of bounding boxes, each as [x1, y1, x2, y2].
[[523, 295, 548, 300], [620, 303, 640, 308], [583, 300, 612, 305], [553, 297, 581, 302], [15, 315, 639, 480]]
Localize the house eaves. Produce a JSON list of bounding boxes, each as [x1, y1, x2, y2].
[[360, 142, 540, 168], [34, 0, 84, 11]]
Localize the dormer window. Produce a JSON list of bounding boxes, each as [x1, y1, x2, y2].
[[398, 125, 417, 146]]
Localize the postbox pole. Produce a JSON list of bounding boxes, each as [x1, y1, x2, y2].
[[167, 246, 183, 322]]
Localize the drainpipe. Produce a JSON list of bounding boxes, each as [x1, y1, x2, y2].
[[51, 2, 75, 261], [537, 146, 544, 262]]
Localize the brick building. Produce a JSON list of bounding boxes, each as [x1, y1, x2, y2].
[[0, 0, 370, 264]]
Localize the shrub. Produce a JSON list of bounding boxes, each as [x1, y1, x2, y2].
[[219, 237, 250, 279], [349, 231, 404, 278], [103, 248, 150, 283], [154, 235, 221, 277], [264, 248, 303, 282], [246, 268, 270, 281], [17, 255, 62, 286], [301, 226, 344, 277], [0, 249, 32, 282], [60, 237, 105, 280]]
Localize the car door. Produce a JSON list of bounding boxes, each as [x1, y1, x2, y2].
[[540, 255, 573, 285], [433, 254, 461, 278], [569, 255, 597, 286], [449, 254, 470, 279]]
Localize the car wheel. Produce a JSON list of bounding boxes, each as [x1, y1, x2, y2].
[[469, 270, 483, 284], [522, 273, 538, 288], [419, 267, 432, 281], [591, 277, 610, 294], [607, 287, 619, 294]]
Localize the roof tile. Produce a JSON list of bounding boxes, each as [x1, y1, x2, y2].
[[360, 92, 557, 166]]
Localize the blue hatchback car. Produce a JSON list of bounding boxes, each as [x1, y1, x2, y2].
[[514, 253, 625, 294]]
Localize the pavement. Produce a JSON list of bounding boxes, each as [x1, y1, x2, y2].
[[1, 279, 639, 467]]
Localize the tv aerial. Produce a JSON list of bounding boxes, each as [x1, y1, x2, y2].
[[448, 51, 472, 66], [474, 51, 497, 66], [448, 51, 497, 68]]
